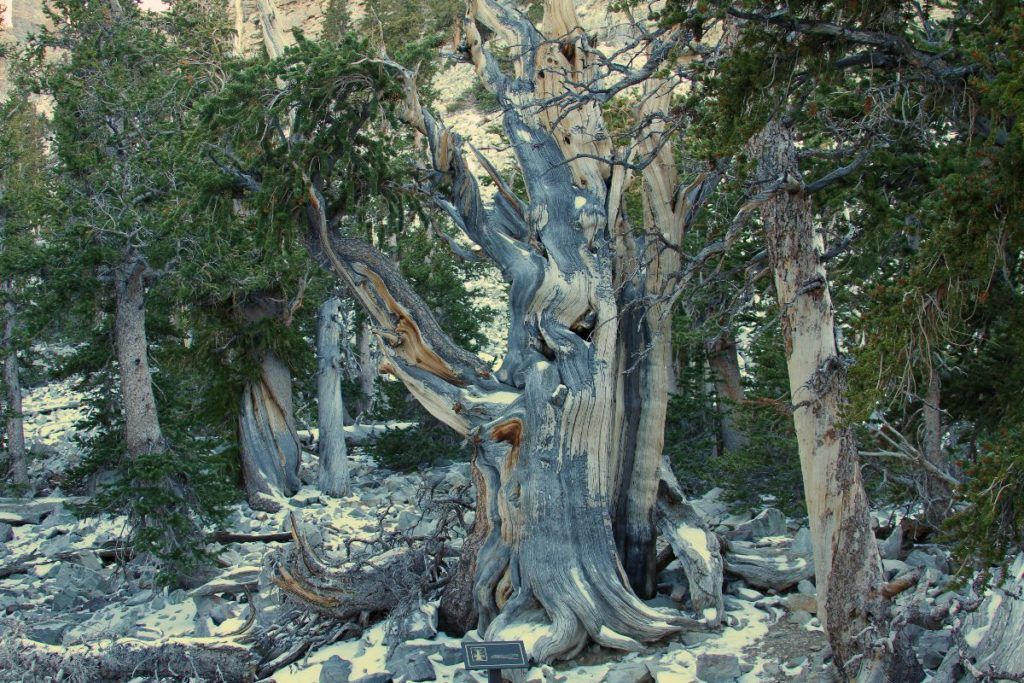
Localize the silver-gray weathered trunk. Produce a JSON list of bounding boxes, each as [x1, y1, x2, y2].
[[316, 296, 350, 497], [752, 119, 919, 681], [921, 361, 950, 525], [355, 319, 375, 417], [114, 258, 165, 459], [292, 0, 723, 663], [239, 350, 302, 511]]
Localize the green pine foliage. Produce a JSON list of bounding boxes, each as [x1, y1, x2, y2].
[[20, 0, 240, 583]]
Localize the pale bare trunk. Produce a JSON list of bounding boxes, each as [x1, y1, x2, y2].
[[2, 297, 28, 491], [921, 361, 949, 525], [114, 258, 165, 459], [239, 350, 301, 511], [355, 319, 374, 417], [316, 296, 350, 497], [753, 120, 920, 681], [706, 332, 746, 453]]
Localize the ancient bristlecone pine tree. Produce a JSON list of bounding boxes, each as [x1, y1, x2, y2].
[[286, 0, 725, 663]]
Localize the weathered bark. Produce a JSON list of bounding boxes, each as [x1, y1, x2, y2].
[[439, 445, 488, 635], [921, 362, 950, 526], [239, 349, 302, 511], [752, 119, 915, 681], [2, 296, 28, 491], [316, 297, 350, 497], [354, 319, 375, 417], [292, 0, 725, 663], [935, 553, 1024, 680], [722, 539, 815, 591], [0, 635, 256, 682], [706, 331, 747, 453], [657, 458, 724, 623], [114, 257, 165, 459]]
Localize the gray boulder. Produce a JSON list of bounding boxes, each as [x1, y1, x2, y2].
[[696, 653, 742, 682], [350, 674, 394, 683], [601, 661, 653, 683], [320, 655, 353, 682], [385, 603, 438, 643], [878, 525, 903, 560], [728, 508, 787, 541], [28, 620, 69, 645], [0, 522, 12, 542], [916, 629, 952, 670], [791, 527, 813, 559], [390, 650, 435, 681]]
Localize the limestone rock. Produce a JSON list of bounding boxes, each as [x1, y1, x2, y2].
[[696, 653, 741, 682]]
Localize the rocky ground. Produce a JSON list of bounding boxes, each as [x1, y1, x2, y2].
[[0, 380, 1014, 683]]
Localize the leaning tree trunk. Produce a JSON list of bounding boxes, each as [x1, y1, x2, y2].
[[239, 349, 302, 511], [114, 258, 165, 459], [752, 120, 920, 682], [2, 295, 28, 491], [316, 296, 350, 497]]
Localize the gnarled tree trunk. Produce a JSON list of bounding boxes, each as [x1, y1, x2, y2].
[[236, 296, 303, 511], [289, 0, 725, 663], [752, 119, 920, 681], [114, 257, 165, 459], [239, 349, 302, 511], [316, 296, 350, 497]]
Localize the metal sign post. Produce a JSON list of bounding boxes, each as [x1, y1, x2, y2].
[[461, 640, 530, 682]]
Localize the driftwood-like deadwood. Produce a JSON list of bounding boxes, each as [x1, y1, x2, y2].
[[657, 458, 725, 624], [269, 515, 433, 622], [316, 296, 351, 497], [0, 636, 255, 683], [298, 0, 720, 663], [936, 554, 1024, 681], [239, 350, 302, 512], [722, 540, 815, 592]]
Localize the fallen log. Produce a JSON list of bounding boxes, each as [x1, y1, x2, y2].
[[722, 539, 814, 591], [268, 512, 429, 622], [297, 421, 417, 448], [657, 458, 725, 625], [212, 530, 293, 544], [190, 566, 262, 597], [0, 636, 256, 682]]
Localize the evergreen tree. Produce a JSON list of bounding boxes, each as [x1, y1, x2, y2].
[[24, 0, 236, 583]]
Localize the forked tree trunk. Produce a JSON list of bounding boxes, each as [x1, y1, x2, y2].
[[706, 332, 747, 453], [293, 0, 725, 663], [114, 257, 165, 459], [2, 296, 28, 491], [752, 119, 920, 681], [239, 350, 302, 511], [316, 296, 350, 497]]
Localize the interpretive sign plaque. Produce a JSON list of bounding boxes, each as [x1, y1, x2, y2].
[[461, 640, 529, 671]]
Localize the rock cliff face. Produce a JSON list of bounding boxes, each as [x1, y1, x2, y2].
[[231, 0, 329, 57], [1, 0, 47, 97]]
